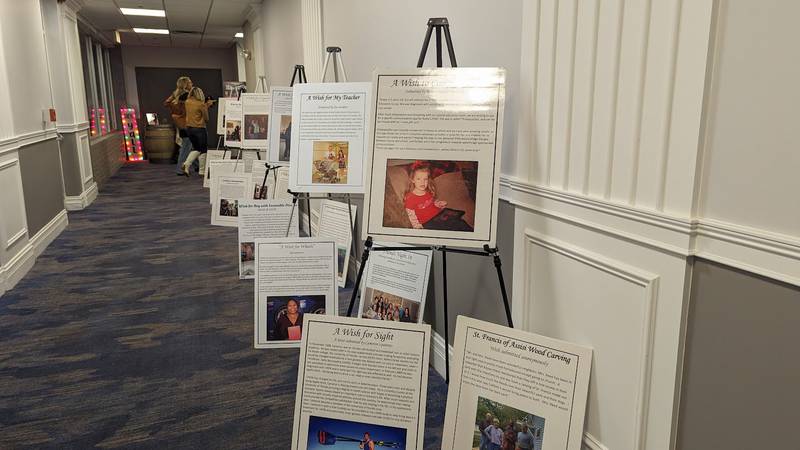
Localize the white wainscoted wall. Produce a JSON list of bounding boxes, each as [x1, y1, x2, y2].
[[253, 0, 799, 448]]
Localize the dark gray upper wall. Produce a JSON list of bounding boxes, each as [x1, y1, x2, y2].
[[677, 259, 800, 450], [18, 138, 65, 236], [59, 132, 82, 196]]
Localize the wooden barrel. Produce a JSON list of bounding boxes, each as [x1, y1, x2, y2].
[[144, 125, 177, 163]]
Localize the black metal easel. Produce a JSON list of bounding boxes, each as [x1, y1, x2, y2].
[[290, 65, 307, 86], [344, 18, 512, 384]]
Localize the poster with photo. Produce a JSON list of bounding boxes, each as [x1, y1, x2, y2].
[[203, 149, 226, 188], [211, 173, 249, 227], [357, 243, 432, 324], [362, 68, 505, 248], [216, 97, 236, 135], [241, 93, 270, 149], [254, 238, 337, 349], [209, 159, 246, 204], [317, 200, 356, 287], [289, 82, 371, 193], [441, 316, 592, 450], [290, 314, 430, 450], [224, 100, 243, 148], [238, 200, 299, 279], [223, 81, 247, 99], [268, 87, 293, 164]]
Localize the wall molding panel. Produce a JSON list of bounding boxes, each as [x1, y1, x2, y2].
[[64, 182, 98, 211], [30, 209, 68, 258], [0, 130, 59, 156], [301, 0, 324, 82]]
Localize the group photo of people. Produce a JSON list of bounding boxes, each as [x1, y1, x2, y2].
[[473, 397, 545, 450], [360, 288, 419, 323], [244, 114, 268, 140], [311, 141, 349, 184], [219, 199, 238, 217]]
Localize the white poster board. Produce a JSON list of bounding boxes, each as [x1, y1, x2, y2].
[[203, 149, 226, 188], [211, 173, 249, 227], [442, 316, 593, 450], [357, 242, 432, 323], [273, 166, 292, 200], [238, 200, 299, 279], [268, 87, 293, 164], [216, 97, 236, 134], [254, 238, 337, 348], [241, 93, 270, 149], [317, 200, 356, 287], [289, 82, 371, 193], [224, 100, 243, 148], [362, 68, 505, 248], [209, 159, 246, 204], [290, 314, 430, 450]]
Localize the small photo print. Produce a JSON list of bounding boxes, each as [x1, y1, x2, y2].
[[240, 242, 255, 276], [474, 396, 546, 450], [383, 159, 477, 232], [244, 114, 268, 140], [220, 199, 238, 217], [307, 415, 407, 450], [279, 114, 292, 161], [266, 295, 325, 341], [225, 120, 242, 141], [312, 141, 349, 184], [336, 245, 347, 279], [361, 287, 420, 323]]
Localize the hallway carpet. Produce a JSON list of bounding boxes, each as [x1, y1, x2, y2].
[[0, 163, 448, 449]]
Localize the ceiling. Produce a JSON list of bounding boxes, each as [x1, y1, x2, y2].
[[78, 0, 254, 48]]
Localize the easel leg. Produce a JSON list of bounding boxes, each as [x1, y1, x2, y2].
[[305, 196, 312, 237], [441, 246, 450, 384], [486, 246, 514, 329], [345, 194, 358, 273], [346, 237, 373, 317]]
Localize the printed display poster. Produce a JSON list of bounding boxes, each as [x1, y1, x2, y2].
[[357, 242, 432, 324], [273, 166, 292, 200], [224, 100, 243, 148], [223, 81, 247, 99], [236, 149, 266, 173], [203, 149, 226, 188], [442, 316, 592, 450], [211, 173, 249, 227], [317, 200, 357, 287], [362, 68, 506, 248], [268, 87, 293, 164], [290, 314, 430, 450], [241, 93, 270, 149], [288, 82, 371, 193], [250, 163, 276, 200], [209, 159, 246, 204], [217, 97, 236, 134], [238, 200, 299, 279], [254, 238, 337, 349]]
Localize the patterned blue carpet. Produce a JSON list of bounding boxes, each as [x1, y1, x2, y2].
[[0, 163, 447, 449]]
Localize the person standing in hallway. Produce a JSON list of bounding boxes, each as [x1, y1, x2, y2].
[[181, 87, 215, 175], [163, 76, 195, 176]]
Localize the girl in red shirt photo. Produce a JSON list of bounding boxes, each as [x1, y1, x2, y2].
[[403, 161, 473, 232]]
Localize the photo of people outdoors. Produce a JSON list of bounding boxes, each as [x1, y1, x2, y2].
[[360, 288, 420, 323], [240, 242, 255, 277], [225, 120, 241, 142], [219, 199, 238, 217], [312, 141, 349, 184], [382, 159, 477, 232], [473, 396, 545, 450], [244, 114, 268, 140], [266, 295, 326, 341], [279, 114, 292, 161], [307, 415, 407, 450]]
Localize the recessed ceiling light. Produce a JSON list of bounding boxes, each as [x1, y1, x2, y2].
[[120, 8, 166, 17], [234, 32, 244, 38], [133, 28, 169, 35]]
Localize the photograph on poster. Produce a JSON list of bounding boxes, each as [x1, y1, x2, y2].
[[307, 416, 407, 450], [240, 242, 255, 276], [383, 159, 476, 232], [269, 87, 293, 164], [441, 316, 591, 450], [220, 199, 238, 216], [473, 396, 545, 450], [361, 288, 420, 323], [224, 81, 246, 98], [312, 141, 348, 184], [245, 114, 268, 140], [224, 100, 243, 148], [266, 295, 326, 342], [289, 82, 371, 193], [362, 68, 504, 248]]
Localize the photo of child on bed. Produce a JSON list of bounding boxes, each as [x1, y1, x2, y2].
[[383, 159, 476, 232]]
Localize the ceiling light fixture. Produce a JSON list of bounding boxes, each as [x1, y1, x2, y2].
[[235, 32, 244, 38], [120, 8, 166, 17], [133, 28, 169, 35]]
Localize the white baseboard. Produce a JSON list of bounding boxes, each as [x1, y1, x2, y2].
[[0, 242, 35, 298], [30, 209, 68, 258], [64, 182, 98, 211]]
